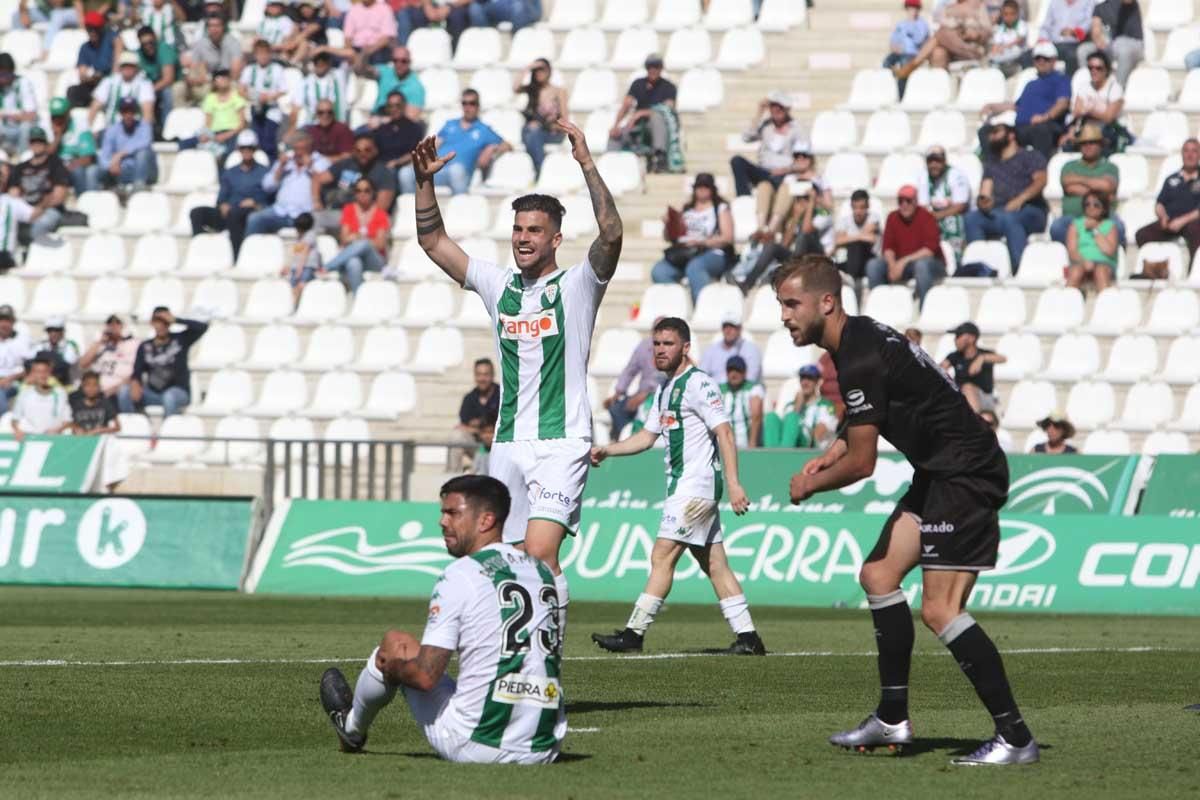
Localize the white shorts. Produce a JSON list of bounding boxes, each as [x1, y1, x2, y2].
[[488, 438, 590, 544], [657, 496, 722, 547], [404, 676, 559, 765]]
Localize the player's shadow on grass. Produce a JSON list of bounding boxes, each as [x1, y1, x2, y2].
[[901, 738, 1054, 758], [566, 700, 709, 714]]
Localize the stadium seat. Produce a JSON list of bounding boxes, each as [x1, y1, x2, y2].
[[232, 235, 285, 280], [21, 240, 74, 277], [1141, 431, 1191, 455], [198, 415, 264, 465], [42, 28, 87, 70], [955, 67, 1005, 112], [401, 281, 457, 327], [482, 152, 536, 194], [1, 29, 40, 66], [192, 322, 247, 369], [361, 371, 419, 418], [1100, 334, 1158, 383], [1122, 67, 1171, 111], [1134, 241, 1186, 282], [246, 323, 301, 369], [1026, 287, 1085, 335], [408, 326, 464, 372], [994, 332, 1043, 380], [1082, 429, 1131, 455], [609, 26, 658, 68], [957, 240, 1011, 280], [299, 325, 354, 372], [634, 284, 689, 330], [25, 275, 79, 321], [181, 233, 235, 277], [417, 67, 460, 110], [916, 285, 969, 332], [1174, 69, 1200, 112], [1109, 153, 1149, 199], [810, 110, 857, 155], [1014, 241, 1069, 288], [169, 191, 217, 235], [1042, 153, 1080, 201], [872, 153, 924, 198], [454, 292, 492, 329], [165, 150, 219, 194], [239, 279, 293, 323], [596, 151, 643, 196], [974, 287, 1025, 335], [134, 276, 184, 321], [653, 0, 702, 31], [704, 0, 752, 30], [821, 152, 870, 197], [1152, 153, 1183, 194], [408, 28, 452, 70], [1082, 287, 1142, 335], [116, 413, 154, 459], [78, 276, 132, 322], [460, 237, 499, 265], [186, 276, 235, 320], [535, 151, 587, 195], [559, 194, 599, 240], [899, 68, 951, 111], [1142, 288, 1199, 335], [451, 27, 502, 69], [71, 190, 120, 232], [663, 27, 712, 71], [1039, 333, 1101, 382], [1001, 380, 1057, 429], [322, 416, 371, 464], [548, 0, 596, 29], [858, 110, 911, 155], [590, 328, 643, 377], [1118, 382, 1175, 431], [146, 414, 207, 464], [1158, 335, 1200, 384], [914, 109, 967, 152], [248, 369, 309, 417], [691, 283, 744, 331], [558, 27, 608, 69], [292, 280, 346, 325], [119, 191, 170, 235], [744, 285, 782, 333], [162, 107, 206, 141], [346, 280, 401, 326], [715, 26, 765, 69], [467, 66, 515, 109], [354, 327, 411, 372], [756, 0, 804, 30], [1169, 384, 1200, 431], [1130, 110, 1189, 154], [1146, 0, 1193, 31], [194, 369, 253, 416], [842, 68, 897, 111], [73, 233, 125, 277], [1066, 380, 1116, 430], [762, 331, 818, 379], [394, 239, 442, 282], [506, 25, 557, 67], [863, 285, 914, 330], [0, 275, 26, 316], [306, 371, 364, 418], [676, 67, 724, 112]]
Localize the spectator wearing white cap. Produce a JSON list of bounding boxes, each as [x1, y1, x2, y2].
[[699, 312, 762, 385], [979, 41, 1071, 159], [651, 173, 735, 304], [33, 316, 80, 388], [189, 130, 269, 257], [964, 114, 1049, 270], [1026, 0, 1095, 74], [759, 142, 832, 243], [9, 354, 71, 441], [739, 179, 826, 291], [88, 51, 157, 130], [0, 303, 34, 416], [919, 145, 972, 258], [731, 91, 807, 224]]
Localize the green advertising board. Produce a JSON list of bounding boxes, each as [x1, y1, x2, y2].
[[1138, 455, 1200, 518], [0, 495, 255, 589], [0, 436, 102, 493], [584, 451, 1138, 515], [249, 500, 1200, 616]]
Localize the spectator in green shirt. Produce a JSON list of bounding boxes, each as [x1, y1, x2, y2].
[[47, 96, 98, 195], [763, 364, 839, 448], [1049, 124, 1124, 245], [137, 25, 178, 140]]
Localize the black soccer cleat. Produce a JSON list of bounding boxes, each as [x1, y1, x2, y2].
[[591, 628, 644, 653], [320, 667, 366, 753], [724, 631, 767, 655]]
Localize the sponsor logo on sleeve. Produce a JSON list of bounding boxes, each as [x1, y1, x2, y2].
[[845, 388, 874, 415], [491, 674, 562, 708], [499, 311, 560, 340]]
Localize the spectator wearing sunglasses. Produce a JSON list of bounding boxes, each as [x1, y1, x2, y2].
[[402, 89, 508, 195], [365, 46, 426, 121]]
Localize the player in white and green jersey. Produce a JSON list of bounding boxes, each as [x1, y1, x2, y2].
[[320, 475, 566, 764], [720, 355, 766, 448], [409, 120, 623, 639], [588, 318, 766, 655]]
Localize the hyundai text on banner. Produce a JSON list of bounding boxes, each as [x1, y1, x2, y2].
[[0, 435, 102, 494], [0, 495, 255, 589], [248, 501, 1200, 615], [1138, 455, 1200, 518]]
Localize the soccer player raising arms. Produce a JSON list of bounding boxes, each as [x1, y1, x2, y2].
[[320, 476, 566, 763], [777, 255, 1038, 766], [589, 317, 764, 655], [409, 120, 623, 639]]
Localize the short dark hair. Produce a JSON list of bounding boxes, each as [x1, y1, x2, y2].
[[137, 25, 155, 39], [1087, 50, 1111, 71], [512, 194, 565, 231], [0, 54, 14, 72], [294, 212, 314, 232], [480, 409, 498, 428], [850, 189, 869, 205], [354, 132, 376, 145], [440, 474, 511, 528], [152, 305, 170, 315], [30, 353, 53, 368], [653, 316, 691, 343], [473, 357, 494, 370], [81, 370, 100, 384], [771, 253, 844, 300], [1082, 189, 1111, 217], [313, 51, 332, 63], [1001, 0, 1019, 8], [386, 90, 406, 104], [462, 88, 480, 101]]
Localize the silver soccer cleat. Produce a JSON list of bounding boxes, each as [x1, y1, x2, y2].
[[952, 733, 1040, 766], [829, 713, 914, 754]]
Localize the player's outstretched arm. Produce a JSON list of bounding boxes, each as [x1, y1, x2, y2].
[[558, 119, 623, 282], [382, 644, 452, 692], [590, 428, 657, 464], [791, 425, 878, 503], [713, 422, 749, 515], [411, 136, 470, 286]]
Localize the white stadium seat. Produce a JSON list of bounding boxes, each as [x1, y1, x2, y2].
[[354, 327, 411, 372], [745, 285, 782, 333], [116, 413, 153, 459], [842, 69, 897, 111], [548, 0, 596, 30], [822, 152, 870, 196], [346, 281, 401, 325], [468, 66, 515, 108], [362, 371, 419, 419], [300, 325, 355, 372], [26, 275, 79, 320], [239, 279, 294, 323], [451, 27, 502, 69], [0, 275, 26, 316], [1134, 241, 1186, 282], [1082, 287, 1142, 335], [536, 151, 587, 194], [195, 369, 253, 416], [166, 150, 219, 193], [1100, 334, 1158, 383], [482, 152, 536, 194], [1026, 287, 1085, 335], [74, 234, 125, 277], [408, 28, 452, 70], [955, 68, 1006, 112], [199, 415, 264, 465], [401, 281, 456, 327], [1174, 65, 1200, 111], [135, 277, 184, 321], [958, 240, 1011, 280], [232, 235, 285, 280], [454, 292, 493, 328], [409, 326, 464, 372], [192, 322, 247, 369], [1015, 242, 1069, 288], [292, 280, 347, 325], [704, 0, 753, 30], [596, 151, 643, 196], [635, 284, 689, 330], [756, 0, 805, 31], [1158, 336, 1200, 384], [162, 107, 206, 141], [916, 286, 970, 332], [558, 27, 608, 69], [181, 233, 235, 277], [1109, 153, 1148, 199], [863, 285, 914, 330], [323, 416, 371, 463], [505, 25, 557, 68], [609, 26, 658, 69], [43, 28, 87, 70], [653, 0, 702, 31], [975, 287, 1025, 334], [246, 323, 301, 369], [1066, 380, 1116, 430], [872, 153, 924, 198], [591, 328, 643, 377], [690, 283, 744, 331], [899, 68, 952, 111], [120, 191, 171, 234], [1169, 384, 1200, 432], [306, 371, 363, 418], [1141, 431, 1191, 455], [1117, 382, 1175, 431], [1131, 110, 1189, 154], [79, 276, 133, 322], [1, 30, 41, 66], [1082, 429, 1131, 455], [1001, 380, 1057, 429], [762, 331, 817, 379], [21, 240, 73, 277], [74, 191, 121, 231], [1142, 288, 1199, 335], [248, 370, 309, 417], [1040, 333, 1101, 382], [1122, 67, 1171, 111], [146, 415, 207, 464], [810, 110, 857, 155], [394, 239, 441, 282], [663, 27, 712, 71], [676, 67, 723, 112], [915, 110, 967, 152], [1146, 0, 1194, 31], [858, 110, 911, 155], [994, 332, 1043, 381], [715, 26, 765, 69]]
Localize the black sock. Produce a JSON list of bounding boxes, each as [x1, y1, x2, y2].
[[869, 592, 914, 724], [942, 617, 1033, 747]]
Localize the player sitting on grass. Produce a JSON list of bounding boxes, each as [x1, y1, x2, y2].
[[589, 317, 764, 655], [776, 254, 1037, 766], [319, 475, 565, 764]]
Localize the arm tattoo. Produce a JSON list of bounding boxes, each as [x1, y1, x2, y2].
[[415, 203, 444, 237], [582, 162, 623, 280]]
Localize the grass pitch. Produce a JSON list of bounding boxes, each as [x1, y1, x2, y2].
[[1, 587, 1197, 799]]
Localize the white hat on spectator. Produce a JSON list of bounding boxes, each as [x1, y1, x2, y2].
[[789, 180, 814, 197], [1031, 41, 1058, 60], [44, 316, 66, 329], [117, 51, 139, 68], [720, 310, 743, 328], [792, 139, 813, 155], [236, 129, 259, 148], [989, 110, 1017, 129], [767, 90, 792, 109]]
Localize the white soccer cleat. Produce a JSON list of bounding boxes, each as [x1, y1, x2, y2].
[[829, 713, 914, 754], [952, 733, 1040, 766]]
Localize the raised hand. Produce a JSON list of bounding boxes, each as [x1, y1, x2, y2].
[[411, 136, 455, 183], [555, 118, 592, 166]]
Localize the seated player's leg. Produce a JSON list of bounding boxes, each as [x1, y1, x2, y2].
[[319, 630, 412, 753], [830, 504, 921, 753], [592, 536, 688, 652], [693, 540, 766, 655]]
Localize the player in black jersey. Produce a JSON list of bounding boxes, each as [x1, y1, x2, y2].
[[775, 255, 1038, 766]]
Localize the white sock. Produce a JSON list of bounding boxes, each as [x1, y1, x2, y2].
[[719, 594, 755, 635], [554, 572, 570, 642], [625, 593, 664, 635], [344, 647, 396, 737]]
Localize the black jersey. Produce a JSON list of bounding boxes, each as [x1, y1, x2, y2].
[[832, 316, 1004, 479]]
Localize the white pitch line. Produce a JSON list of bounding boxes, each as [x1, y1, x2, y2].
[[0, 645, 1191, 668], [567, 727, 602, 733]]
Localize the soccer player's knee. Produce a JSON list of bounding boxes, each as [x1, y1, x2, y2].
[[858, 560, 895, 595], [919, 600, 955, 634]]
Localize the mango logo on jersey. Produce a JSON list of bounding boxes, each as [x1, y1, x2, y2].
[[658, 411, 680, 430], [492, 674, 562, 708], [499, 311, 560, 341]]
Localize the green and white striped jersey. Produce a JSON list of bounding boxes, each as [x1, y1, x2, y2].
[[466, 258, 607, 444], [644, 367, 728, 500], [0, 195, 33, 255], [291, 69, 350, 123], [720, 380, 766, 448], [421, 543, 565, 754], [782, 396, 839, 448]]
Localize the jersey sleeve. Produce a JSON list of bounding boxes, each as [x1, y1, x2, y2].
[[463, 257, 507, 308], [641, 387, 664, 435], [420, 570, 469, 650], [563, 255, 609, 309], [837, 346, 889, 429], [691, 374, 731, 430]]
